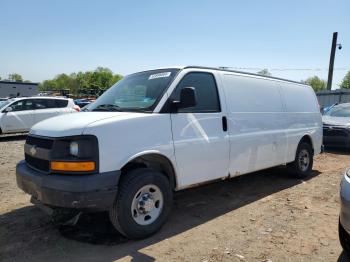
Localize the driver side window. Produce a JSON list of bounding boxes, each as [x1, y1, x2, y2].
[[173, 72, 221, 113], [10, 100, 34, 111], [10, 100, 25, 111]]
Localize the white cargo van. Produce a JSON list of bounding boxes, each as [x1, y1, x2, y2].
[[16, 66, 322, 239]]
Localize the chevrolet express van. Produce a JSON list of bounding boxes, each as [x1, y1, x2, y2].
[[16, 66, 322, 239]]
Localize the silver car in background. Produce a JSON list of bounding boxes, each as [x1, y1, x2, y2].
[[339, 168, 350, 254], [323, 103, 350, 149]]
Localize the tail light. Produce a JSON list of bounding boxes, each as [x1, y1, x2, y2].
[[73, 105, 81, 112]]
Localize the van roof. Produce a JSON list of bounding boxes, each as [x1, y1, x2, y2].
[[147, 65, 307, 86], [182, 66, 307, 85]]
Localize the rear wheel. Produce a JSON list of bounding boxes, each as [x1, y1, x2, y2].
[[109, 168, 173, 239], [287, 142, 313, 178]]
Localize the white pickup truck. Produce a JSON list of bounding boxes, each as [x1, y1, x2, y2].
[[16, 66, 322, 239]]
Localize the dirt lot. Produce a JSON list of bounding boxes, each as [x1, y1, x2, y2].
[[0, 135, 350, 262]]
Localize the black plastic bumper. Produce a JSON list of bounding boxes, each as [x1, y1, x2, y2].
[[323, 127, 350, 148], [16, 160, 120, 210], [323, 136, 350, 148]]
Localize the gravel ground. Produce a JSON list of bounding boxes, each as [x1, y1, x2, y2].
[[0, 134, 349, 262]]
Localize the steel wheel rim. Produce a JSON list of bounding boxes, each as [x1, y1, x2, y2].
[[298, 149, 310, 172], [131, 184, 163, 226]]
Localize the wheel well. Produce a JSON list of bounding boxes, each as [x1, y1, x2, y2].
[[121, 154, 177, 190], [300, 135, 314, 154]]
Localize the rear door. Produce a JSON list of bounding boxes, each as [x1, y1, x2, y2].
[[1, 99, 35, 132], [33, 99, 61, 124], [55, 99, 70, 113], [169, 71, 230, 188]]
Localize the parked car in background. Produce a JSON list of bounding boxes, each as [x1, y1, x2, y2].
[[74, 99, 93, 108], [339, 167, 350, 255], [0, 97, 79, 135], [16, 66, 322, 239], [322, 103, 350, 148]]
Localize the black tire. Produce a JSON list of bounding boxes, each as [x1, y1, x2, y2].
[[109, 168, 173, 239], [339, 220, 350, 257], [287, 142, 313, 178]]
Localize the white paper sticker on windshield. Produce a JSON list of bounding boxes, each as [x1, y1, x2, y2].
[[149, 72, 171, 80]]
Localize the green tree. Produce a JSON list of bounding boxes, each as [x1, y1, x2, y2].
[[340, 71, 350, 89], [91, 67, 114, 90], [39, 67, 123, 97], [256, 69, 271, 76], [112, 74, 123, 85], [305, 76, 326, 91], [8, 73, 23, 82], [39, 79, 58, 91]]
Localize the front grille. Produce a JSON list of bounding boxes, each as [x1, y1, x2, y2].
[[25, 136, 53, 172], [26, 136, 54, 149], [25, 154, 50, 172]]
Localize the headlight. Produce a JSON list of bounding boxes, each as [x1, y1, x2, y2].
[[69, 141, 79, 156], [51, 135, 99, 173]]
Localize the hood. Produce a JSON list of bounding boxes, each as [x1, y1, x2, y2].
[[30, 112, 133, 137], [322, 115, 350, 127]]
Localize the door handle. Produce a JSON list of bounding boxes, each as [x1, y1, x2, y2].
[[222, 116, 228, 132]]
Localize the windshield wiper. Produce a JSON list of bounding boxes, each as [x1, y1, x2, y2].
[[91, 104, 123, 112]]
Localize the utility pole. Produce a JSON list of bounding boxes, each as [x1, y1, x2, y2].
[[327, 32, 341, 90]]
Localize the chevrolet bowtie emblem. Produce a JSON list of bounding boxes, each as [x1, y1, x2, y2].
[[29, 146, 37, 156]]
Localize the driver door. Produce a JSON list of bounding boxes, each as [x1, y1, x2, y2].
[[1, 99, 35, 133], [169, 72, 230, 188]]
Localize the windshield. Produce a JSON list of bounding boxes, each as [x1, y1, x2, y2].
[[0, 100, 11, 110], [85, 69, 179, 112], [325, 105, 350, 117]]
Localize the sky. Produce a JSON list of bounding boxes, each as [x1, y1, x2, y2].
[[0, 0, 349, 89]]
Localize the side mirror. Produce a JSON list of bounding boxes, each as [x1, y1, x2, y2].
[[4, 106, 13, 113], [173, 87, 197, 110]]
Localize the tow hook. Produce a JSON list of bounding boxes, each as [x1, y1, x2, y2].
[[30, 196, 82, 226], [61, 212, 82, 226]]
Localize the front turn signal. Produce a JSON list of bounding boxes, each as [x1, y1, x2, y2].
[[51, 161, 95, 172]]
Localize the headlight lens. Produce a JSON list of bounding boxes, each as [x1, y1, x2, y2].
[[50, 135, 99, 173], [69, 141, 79, 156]]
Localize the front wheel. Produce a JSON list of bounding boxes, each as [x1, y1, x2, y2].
[[109, 168, 173, 239], [287, 142, 313, 178]]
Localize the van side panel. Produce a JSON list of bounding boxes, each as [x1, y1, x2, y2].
[[221, 73, 287, 176], [279, 82, 322, 162]]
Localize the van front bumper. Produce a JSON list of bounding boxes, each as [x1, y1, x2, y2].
[[16, 160, 120, 210]]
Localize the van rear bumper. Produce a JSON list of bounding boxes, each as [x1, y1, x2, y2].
[[16, 160, 120, 210]]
